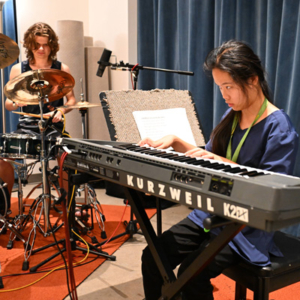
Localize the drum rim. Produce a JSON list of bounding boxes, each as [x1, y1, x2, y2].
[[0, 153, 39, 159], [1, 133, 40, 140]]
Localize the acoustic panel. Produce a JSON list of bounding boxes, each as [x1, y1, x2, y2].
[[85, 46, 110, 140], [56, 20, 85, 138], [100, 89, 205, 146]]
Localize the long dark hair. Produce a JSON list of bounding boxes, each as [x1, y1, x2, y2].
[[203, 40, 272, 156]]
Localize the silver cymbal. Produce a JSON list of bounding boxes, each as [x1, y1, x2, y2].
[[0, 33, 19, 69], [4, 69, 75, 104]]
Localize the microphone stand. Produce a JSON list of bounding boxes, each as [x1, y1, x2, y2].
[[95, 61, 193, 246], [79, 79, 87, 139], [102, 60, 194, 90]]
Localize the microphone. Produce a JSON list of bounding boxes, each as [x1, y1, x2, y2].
[[96, 48, 112, 77]]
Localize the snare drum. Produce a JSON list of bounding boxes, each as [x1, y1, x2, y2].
[[0, 133, 57, 159]]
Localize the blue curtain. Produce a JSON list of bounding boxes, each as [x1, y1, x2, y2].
[[137, 0, 300, 177], [1, 0, 18, 133]]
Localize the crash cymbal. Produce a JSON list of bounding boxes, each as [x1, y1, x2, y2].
[[4, 69, 75, 104], [0, 33, 19, 69], [59, 101, 102, 109]]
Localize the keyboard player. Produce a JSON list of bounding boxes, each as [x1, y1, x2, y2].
[[140, 40, 299, 300]]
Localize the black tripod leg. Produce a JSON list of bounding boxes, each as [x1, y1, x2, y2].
[[31, 238, 65, 255], [76, 245, 116, 260], [96, 205, 141, 247], [97, 195, 163, 247], [125, 207, 142, 236], [30, 247, 66, 272]]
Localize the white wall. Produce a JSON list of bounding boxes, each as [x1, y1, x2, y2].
[[88, 0, 136, 90], [12, 0, 137, 174], [15, 0, 90, 61], [15, 0, 136, 91]]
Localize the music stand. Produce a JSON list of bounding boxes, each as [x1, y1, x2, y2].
[[98, 89, 206, 242]]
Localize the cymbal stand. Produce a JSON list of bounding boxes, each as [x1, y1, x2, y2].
[[21, 80, 62, 270], [37, 93, 51, 233], [79, 79, 87, 140], [75, 79, 107, 242]]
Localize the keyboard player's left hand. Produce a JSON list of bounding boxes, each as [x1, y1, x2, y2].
[[185, 148, 237, 164]]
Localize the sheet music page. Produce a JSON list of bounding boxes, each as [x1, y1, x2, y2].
[[132, 108, 197, 145]]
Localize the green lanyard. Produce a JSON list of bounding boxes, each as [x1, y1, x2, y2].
[[226, 98, 268, 163]]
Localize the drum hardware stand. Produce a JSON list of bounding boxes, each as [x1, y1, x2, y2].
[[0, 180, 27, 246], [96, 199, 144, 248], [37, 94, 52, 234], [79, 78, 87, 140], [25, 78, 110, 272], [3, 158, 38, 249], [28, 170, 116, 273], [30, 78, 62, 235], [4, 159, 37, 214], [74, 79, 107, 242], [75, 184, 107, 242], [20, 80, 63, 270]]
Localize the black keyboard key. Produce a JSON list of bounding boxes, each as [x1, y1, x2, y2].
[[239, 170, 264, 177], [202, 163, 221, 169], [180, 157, 198, 163], [171, 156, 192, 162], [226, 167, 247, 174], [196, 161, 214, 167], [155, 152, 177, 158], [140, 149, 160, 154]]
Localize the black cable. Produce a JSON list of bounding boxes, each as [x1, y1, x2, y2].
[[45, 144, 62, 162]]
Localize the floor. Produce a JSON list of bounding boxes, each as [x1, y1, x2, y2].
[[16, 180, 191, 300]]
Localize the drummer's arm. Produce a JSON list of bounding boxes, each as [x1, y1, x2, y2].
[[48, 63, 76, 122], [5, 63, 27, 111], [57, 63, 76, 115]]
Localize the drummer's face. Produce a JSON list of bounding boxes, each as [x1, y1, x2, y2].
[[32, 36, 51, 60]]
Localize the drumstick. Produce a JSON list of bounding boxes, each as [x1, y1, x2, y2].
[[13, 111, 50, 119], [12, 111, 64, 121]]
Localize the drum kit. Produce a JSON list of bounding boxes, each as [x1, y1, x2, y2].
[[0, 33, 106, 265]]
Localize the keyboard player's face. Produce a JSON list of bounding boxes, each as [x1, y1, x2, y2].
[[212, 68, 248, 111]]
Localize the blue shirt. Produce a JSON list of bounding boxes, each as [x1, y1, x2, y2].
[[188, 109, 299, 266]]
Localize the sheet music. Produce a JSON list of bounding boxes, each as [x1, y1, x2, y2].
[[133, 108, 196, 145]]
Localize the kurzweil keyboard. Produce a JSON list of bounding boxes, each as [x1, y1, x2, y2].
[[61, 138, 300, 232]]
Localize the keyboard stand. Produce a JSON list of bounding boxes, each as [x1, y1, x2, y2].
[[123, 187, 245, 300]]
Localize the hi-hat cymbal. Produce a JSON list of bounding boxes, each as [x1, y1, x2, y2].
[[0, 33, 19, 69], [59, 101, 102, 109], [4, 69, 75, 104]]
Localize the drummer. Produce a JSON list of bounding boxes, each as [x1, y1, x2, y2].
[[5, 22, 76, 135], [2, 22, 76, 201]]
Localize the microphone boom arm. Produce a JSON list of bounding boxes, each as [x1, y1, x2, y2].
[[109, 61, 194, 76]]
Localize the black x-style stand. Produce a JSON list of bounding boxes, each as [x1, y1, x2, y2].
[[122, 187, 244, 300], [29, 169, 116, 273]]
